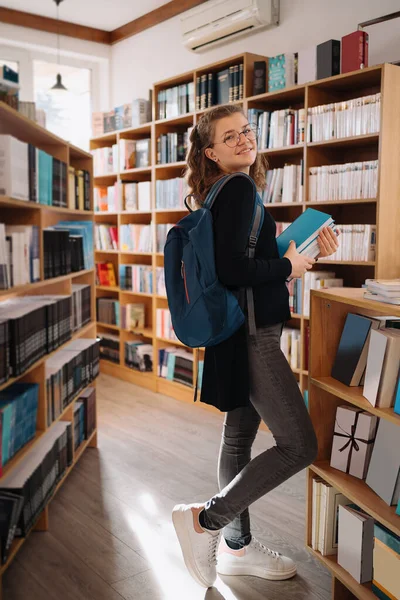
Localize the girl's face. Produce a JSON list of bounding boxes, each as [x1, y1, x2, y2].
[[204, 112, 257, 175]]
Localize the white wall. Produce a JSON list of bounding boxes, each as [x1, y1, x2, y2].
[[110, 0, 400, 106], [0, 22, 111, 111]]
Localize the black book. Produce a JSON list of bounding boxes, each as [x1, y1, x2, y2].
[[207, 72, 215, 108], [27, 144, 37, 203], [217, 68, 230, 105], [196, 76, 201, 110], [317, 39, 341, 79], [253, 61, 267, 96], [239, 63, 244, 99]]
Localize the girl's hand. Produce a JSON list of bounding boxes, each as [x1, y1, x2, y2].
[[317, 227, 340, 258]]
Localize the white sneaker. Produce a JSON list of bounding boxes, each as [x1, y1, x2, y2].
[[172, 503, 221, 588], [216, 536, 297, 580]]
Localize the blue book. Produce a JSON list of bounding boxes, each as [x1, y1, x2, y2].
[[276, 208, 334, 258], [394, 373, 400, 415]]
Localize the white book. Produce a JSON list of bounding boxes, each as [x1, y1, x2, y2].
[[0, 135, 29, 200], [337, 505, 374, 583], [363, 328, 400, 407], [311, 478, 322, 550]]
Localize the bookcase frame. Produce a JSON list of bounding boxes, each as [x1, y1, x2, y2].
[[91, 58, 400, 421], [307, 287, 400, 599], [0, 102, 97, 596]]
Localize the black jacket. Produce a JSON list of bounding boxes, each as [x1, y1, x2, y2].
[[200, 175, 292, 411]]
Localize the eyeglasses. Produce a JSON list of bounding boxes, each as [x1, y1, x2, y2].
[[211, 126, 258, 149]]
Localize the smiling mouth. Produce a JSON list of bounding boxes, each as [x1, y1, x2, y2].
[[237, 147, 253, 155]]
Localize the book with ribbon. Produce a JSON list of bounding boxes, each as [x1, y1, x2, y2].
[[330, 406, 378, 479]]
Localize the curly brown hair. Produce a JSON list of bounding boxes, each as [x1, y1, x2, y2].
[[185, 104, 268, 207]]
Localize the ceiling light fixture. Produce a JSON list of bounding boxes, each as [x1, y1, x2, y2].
[[51, 0, 67, 91]]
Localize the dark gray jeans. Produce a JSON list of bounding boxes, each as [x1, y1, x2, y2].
[[202, 322, 318, 546]]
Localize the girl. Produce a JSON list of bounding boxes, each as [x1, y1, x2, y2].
[[172, 105, 339, 589]]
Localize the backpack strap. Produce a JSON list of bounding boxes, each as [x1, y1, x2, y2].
[[206, 173, 264, 338]]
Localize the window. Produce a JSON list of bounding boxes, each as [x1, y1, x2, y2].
[[0, 59, 19, 74], [33, 61, 91, 151]]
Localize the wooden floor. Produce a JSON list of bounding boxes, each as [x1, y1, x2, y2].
[[3, 373, 332, 600]]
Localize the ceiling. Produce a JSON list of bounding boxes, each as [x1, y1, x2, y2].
[[0, 0, 173, 30]]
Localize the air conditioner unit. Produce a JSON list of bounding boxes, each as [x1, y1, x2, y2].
[[181, 0, 279, 52]]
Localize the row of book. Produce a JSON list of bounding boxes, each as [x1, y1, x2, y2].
[[125, 342, 153, 372], [301, 270, 343, 318], [156, 131, 189, 164], [0, 290, 91, 386], [92, 139, 151, 176], [157, 83, 195, 121], [97, 298, 119, 327], [0, 135, 90, 210], [281, 327, 301, 371], [307, 93, 381, 142], [287, 277, 303, 315], [0, 383, 38, 472], [248, 108, 305, 149], [96, 262, 116, 287], [92, 98, 152, 136], [312, 478, 399, 598], [120, 264, 153, 294], [309, 160, 378, 202], [95, 224, 118, 251], [98, 334, 119, 364], [43, 221, 94, 278], [156, 224, 174, 253], [94, 181, 152, 213], [321, 224, 376, 262], [0, 224, 40, 289], [121, 224, 152, 253], [121, 303, 146, 331], [252, 32, 369, 96], [155, 177, 189, 210], [118, 139, 151, 170], [45, 339, 99, 426], [195, 64, 244, 111], [156, 308, 178, 342], [332, 312, 400, 411], [263, 165, 303, 204]]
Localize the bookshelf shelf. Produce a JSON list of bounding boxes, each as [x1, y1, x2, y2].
[[307, 133, 379, 149], [119, 290, 153, 297], [120, 167, 152, 175], [96, 321, 120, 331], [307, 548, 375, 600], [91, 58, 400, 420], [0, 102, 97, 589], [307, 288, 400, 598], [311, 376, 400, 426], [156, 336, 186, 347]]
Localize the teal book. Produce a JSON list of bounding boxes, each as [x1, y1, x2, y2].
[[276, 208, 334, 258], [394, 372, 400, 415]]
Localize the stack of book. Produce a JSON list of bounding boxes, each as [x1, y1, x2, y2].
[[45, 338, 100, 425], [157, 130, 190, 164], [0, 420, 73, 563], [311, 479, 351, 556], [68, 167, 91, 211], [263, 164, 303, 204], [248, 108, 305, 149], [125, 341, 153, 372], [95, 224, 118, 251], [0, 383, 39, 472], [363, 279, 400, 306], [119, 264, 153, 294], [276, 208, 337, 261], [17, 295, 72, 353], [157, 82, 195, 120], [96, 298, 119, 326], [156, 177, 189, 210], [322, 224, 375, 262], [309, 160, 378, 202], [307, 93, 381, 142], [303, 271, 343, 317], [98, 333, 119, 364], [71, 284, 92, 332], [95, 262, 117, 287], [121, 303, 145, 331], [120, 224, 152, 253], [94, 183, 121, 213], [43, 221, 93, 278], [0, 223, 40, 289]]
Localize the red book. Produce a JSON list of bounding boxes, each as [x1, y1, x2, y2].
[[341, 30, 369, 74]]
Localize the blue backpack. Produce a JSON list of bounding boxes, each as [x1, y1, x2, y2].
[[164, 172, 264, 352]]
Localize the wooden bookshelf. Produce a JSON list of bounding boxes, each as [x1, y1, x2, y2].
[[0, 102, 97, 589], [307, 288, 400, 599], [91, 58, 400, 413]]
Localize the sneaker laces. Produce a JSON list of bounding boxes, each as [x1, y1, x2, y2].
[[207, 533, 220, 566], [250, 537, 281, 559]]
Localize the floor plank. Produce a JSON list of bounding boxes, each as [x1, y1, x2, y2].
[[3, 373, 331, 600]]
